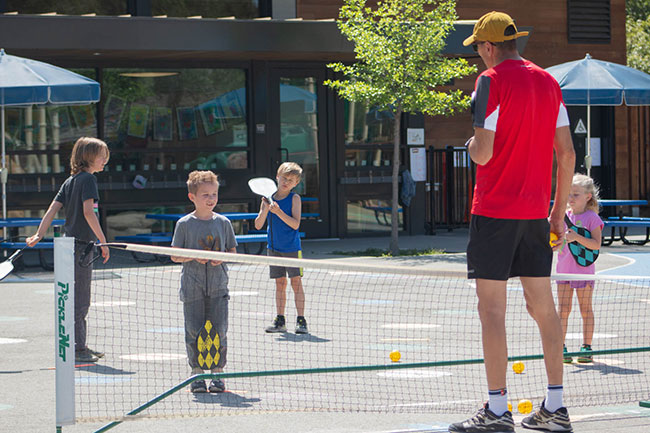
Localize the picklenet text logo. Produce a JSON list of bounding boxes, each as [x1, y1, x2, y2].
[[57, 281, 70, 361]]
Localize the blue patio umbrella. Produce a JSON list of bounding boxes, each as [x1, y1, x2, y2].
[[546, 54, 650, 175], [0, 48, 100, 219]]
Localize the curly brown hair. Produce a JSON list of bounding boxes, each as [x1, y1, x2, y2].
[[70, 137, 110, 175]]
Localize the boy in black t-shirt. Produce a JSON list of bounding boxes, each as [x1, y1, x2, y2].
[[28, 137, 111, 363]]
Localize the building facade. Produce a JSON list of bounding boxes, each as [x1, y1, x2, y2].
[[0, 0, 641, 242]]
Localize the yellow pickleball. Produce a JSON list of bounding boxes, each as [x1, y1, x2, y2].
[[518, 399, 533, 414], [389, 350, 401, 362], [549, 232, 558, 247], [512, 361, 525, 374], [508, 402, 513, 412]]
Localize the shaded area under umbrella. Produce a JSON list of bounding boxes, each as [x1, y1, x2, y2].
[[0, 48, 100, 220], [546, 53, 650, 175]]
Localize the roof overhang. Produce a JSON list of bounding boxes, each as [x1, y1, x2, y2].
[[0, 15, 530, 65]]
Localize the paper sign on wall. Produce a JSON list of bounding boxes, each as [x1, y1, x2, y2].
[[409, 147, 426, 181]]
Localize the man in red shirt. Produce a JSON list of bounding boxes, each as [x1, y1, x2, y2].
[[449, 11, 576, 433]]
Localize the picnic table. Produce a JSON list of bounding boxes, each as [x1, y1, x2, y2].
[[116, 212, 313, 254], [599, 200, 649, 245]]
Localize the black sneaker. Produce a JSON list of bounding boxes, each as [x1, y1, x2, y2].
[[75, 349, 99, 363], [449, 403, 514, 432], [190, 379, 207, 393], [521, 400, 572, 432], [208, 378, 226, 393], [295, 317, 309, 334], [265, 315, 287, 333]]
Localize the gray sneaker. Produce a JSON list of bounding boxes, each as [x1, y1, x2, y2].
[[75, 349, 99, 363], [265, 315, 287, 333], [295, 317, 308, 334], [449, 403, 514, 432], [521, 401, 572, 432], [87, 348, 105, 358]]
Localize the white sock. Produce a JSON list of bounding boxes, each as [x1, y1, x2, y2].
[[488, 388, 508, 415], [545, 385, 564, 412]]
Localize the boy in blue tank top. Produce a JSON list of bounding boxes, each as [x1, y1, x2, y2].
[[254, 162, 308, 334]]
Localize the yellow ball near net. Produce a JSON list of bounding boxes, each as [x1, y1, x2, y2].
[[518, 399, 533, 414], [389, 350, 401, 362], [512, 361, 525, 374], [549, 232, 558, 247]]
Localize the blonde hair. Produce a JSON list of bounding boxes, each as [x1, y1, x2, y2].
[[70, 137, 110, 174], [187, 170, 219, 194], [277, 162, 303, 180], [572, 173, 600, 212]]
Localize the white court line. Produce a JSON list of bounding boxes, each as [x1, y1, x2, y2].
[[597, 253, 635, 274], [565, 332, 617, 340], [0, 338, 27, 344], [120, 353, 185, 362], [381, 324, 440, 329], [377, 369, 452, 379], [93, 301, 136, 307]]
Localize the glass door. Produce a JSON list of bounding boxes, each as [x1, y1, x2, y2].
[[268, 69, 330, 238]]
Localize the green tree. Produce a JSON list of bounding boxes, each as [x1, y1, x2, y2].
[[627, 0, 650, 73], [325, 0, 476, 254]]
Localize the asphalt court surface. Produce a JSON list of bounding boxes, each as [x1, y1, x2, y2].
[[1, 237, 650, 433]]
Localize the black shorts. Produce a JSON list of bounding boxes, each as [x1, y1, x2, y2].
[[467, 215, 552, 280], [268, 250, 303, 279]]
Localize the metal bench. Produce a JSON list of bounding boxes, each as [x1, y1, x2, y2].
[[0, 240, 55, 270], [602, 218, 650, 246]]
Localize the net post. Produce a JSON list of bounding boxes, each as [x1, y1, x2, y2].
[[55, 237, 76, 429]]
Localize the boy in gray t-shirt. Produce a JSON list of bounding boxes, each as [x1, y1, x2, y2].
[[171, 171, 237, 393]]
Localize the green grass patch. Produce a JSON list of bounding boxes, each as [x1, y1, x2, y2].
[[330, 247, 445, 257]]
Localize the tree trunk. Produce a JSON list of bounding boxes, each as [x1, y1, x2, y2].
[[389, 106, 402, 256]]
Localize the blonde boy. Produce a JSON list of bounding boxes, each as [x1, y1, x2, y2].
[[254, 162, 308, 334]]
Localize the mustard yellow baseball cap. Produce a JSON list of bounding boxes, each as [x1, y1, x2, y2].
[[462, 11, 529, 46]]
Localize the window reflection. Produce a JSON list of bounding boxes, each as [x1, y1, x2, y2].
[[346, 200, 403, 234], [102, 68, 248, 174]]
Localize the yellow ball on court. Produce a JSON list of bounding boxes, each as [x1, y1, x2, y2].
[[549, 232, 558, 247], [512, 361, 525, 374], [518, 399, 533, 414], [389, 350, 401, 362], [508, 402, 513, 412]]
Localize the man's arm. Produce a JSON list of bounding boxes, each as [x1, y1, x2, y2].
[[467, 127, 495, 166], [549, 125, 576, 245]]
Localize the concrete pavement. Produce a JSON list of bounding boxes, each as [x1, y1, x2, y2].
[[2, 229, 650, 433]]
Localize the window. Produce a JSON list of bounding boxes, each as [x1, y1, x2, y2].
[[151, 0, 262, 19], [4, 0, 126, 15], [343, 101, 396, 169], [567, 0, 611, 44], [101, 68, 249, 174]]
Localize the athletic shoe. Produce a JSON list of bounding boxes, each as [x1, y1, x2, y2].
[[208, 378, 226, 393], [577, 344, 593, 363], [87, 348, 105, 358], [190, 379, 207, 393], [265, 315, 287, 333], [75, 349, 99, 363], [521, 400, 572, 432], [448, 403, 514, 432], [295, 317, 309, 334], [563, 345, 572, 364]]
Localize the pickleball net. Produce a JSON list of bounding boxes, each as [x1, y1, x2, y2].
[[63, 242, 650, 425]]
